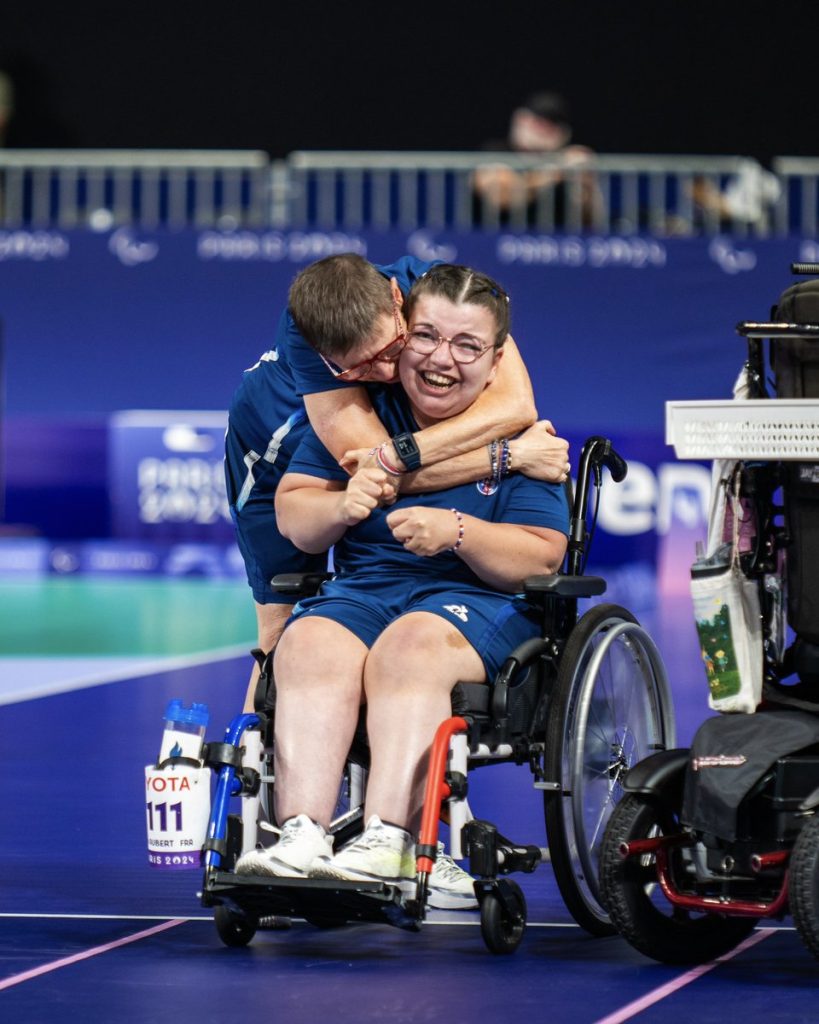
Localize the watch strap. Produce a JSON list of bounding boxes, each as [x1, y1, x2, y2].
[[391, 432, 422, 472]]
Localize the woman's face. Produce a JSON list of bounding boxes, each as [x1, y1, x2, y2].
[[399, 294, 502, 427]]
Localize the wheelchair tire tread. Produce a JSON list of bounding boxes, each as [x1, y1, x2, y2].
[[599, 793, 758, 965], [789, 812, 819, 961], [543, 603, 640, 937]]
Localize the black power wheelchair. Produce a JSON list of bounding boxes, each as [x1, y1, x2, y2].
[[198, 435, 675, 954], [599, 264, 819, 964]]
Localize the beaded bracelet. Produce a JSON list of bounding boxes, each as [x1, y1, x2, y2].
[[487, 439, 499, 481], [485, 438, 512, 488], [449, 508, 465, 552], [499, 438, 511, 479]]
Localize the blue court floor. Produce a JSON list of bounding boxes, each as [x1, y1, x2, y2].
[[1, 587, 817, 1022]]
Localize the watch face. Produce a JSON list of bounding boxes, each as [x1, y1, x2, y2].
[[394, 432, 421, 469]]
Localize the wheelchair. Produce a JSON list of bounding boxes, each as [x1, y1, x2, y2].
[[599, 263, 819, 965], [199, 435, 676, 954]]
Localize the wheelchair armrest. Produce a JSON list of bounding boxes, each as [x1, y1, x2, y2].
[[523, 573, 607, 599], [270, 572, 334, 596]]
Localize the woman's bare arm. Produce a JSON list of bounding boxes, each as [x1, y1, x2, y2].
[[386, 505, 567, 592], [303, 336, 536, 470], [275, 467, 393, 553]]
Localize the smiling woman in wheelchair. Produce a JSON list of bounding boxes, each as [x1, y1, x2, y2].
[[234, 265, 569, 902]]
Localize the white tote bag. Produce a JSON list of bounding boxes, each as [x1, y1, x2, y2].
[[690, 470, 763, 713]]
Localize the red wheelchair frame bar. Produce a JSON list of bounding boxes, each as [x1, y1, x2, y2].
[[620, 835, 791, 918], [416, 716, 468, 879]]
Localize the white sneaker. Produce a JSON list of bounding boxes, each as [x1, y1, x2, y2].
[[428, 843, 478, 910], [235, 814, 333, 878], [309, 815, 415, 883]]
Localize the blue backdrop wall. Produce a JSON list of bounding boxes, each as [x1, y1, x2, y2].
[[4, 227, 817, 429], [4, 226, 813, 741], [3, 225, 814, 544]]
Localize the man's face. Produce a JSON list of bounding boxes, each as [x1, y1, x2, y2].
[[322, 304, 408, 384], [510, 109, 570, 152]]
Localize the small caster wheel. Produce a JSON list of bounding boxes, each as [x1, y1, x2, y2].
[[214, 905, 257, 947], [479, 880, 527, 954]]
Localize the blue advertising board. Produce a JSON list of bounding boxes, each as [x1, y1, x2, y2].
[[0, 224, 800, 586], [108, 411, 234, 543], [2, 225, 815, 433]]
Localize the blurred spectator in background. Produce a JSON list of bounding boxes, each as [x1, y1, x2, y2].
[[0, 70, 14, 147], [689, 158, 782, 233], [0, 55, 75, 148], [472, 91, 601, 229]]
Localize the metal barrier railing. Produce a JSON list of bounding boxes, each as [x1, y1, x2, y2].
[[0, 150, 271, 229], [772, 157, 819, 238], [0, 149, 813, 236], [284, 152, 774, 235]]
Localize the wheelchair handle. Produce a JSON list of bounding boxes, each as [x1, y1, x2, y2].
[[736, 320, 819, 339], [578, 435, 627, 484], [567, 436, 627, 576]]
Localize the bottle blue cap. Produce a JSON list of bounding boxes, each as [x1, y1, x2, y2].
[[163, 699, 210, 728]]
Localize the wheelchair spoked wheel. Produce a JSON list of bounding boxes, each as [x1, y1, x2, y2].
[[479, 880, 527, 955], [788, 812, 819, 961], [544, 604, 675, 936], [214, 905, 258, 947], [599, 794, 757, 964]]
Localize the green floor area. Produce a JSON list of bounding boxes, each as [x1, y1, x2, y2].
[[0, 578, 257, 656]]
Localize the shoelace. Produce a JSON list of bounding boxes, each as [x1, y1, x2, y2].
[[349, 827, 405, 852], [261, 818, 325, 845], [432, 854, 467, 880]]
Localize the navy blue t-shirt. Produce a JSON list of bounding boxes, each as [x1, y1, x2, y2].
[[225, 255, 436, 512], [286, 388, 569, 586]]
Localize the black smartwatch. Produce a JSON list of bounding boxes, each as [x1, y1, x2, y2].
[[392, 432, 422, 472]]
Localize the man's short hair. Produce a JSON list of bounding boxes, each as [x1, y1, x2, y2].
[[288, 253, 394, 359]]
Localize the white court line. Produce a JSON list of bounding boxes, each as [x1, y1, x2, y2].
[[0, 911, 579, 929], [0, 644, 251, 706], [591, 928, 777, 1024], [0, 913, 214, 922], [0, 912, 798, 932], [0, 919, 186, 991]]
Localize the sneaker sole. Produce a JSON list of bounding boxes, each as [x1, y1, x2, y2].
[[309, 861, 414, 889], [235, 856, 309, 879], [427, 892, 479, 910]]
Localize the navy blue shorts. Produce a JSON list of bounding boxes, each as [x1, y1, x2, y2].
[[289, 574, 541, 680]]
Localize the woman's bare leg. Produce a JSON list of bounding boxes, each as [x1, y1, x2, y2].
[[363, 612, 485, 834], [272, 616, 368, 829]]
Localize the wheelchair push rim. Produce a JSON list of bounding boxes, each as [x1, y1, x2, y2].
[[545, 603, 675, 935]]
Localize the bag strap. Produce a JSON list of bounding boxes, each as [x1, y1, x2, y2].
[[730, 469, 742, 570]]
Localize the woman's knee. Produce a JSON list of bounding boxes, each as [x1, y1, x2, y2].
[[366, 613, 482, 695], [274, 617, 367, 697]]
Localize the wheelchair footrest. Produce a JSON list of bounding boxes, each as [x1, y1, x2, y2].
[[463, 819, 545, 877], [202, 869, 422, 931], [497, 839, 543, 875]]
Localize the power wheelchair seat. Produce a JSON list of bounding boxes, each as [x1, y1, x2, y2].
[[600, 263, 819, 965], [199, 435, 676, 954]]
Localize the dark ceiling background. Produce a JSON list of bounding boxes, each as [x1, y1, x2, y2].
[[1, 1, 815, 164]]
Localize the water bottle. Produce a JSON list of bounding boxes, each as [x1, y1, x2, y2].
[[157, 699, 210, 766], [146, 699, 212, 869]]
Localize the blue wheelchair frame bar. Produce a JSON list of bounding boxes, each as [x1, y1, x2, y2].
[[204, 712, 260, 869]]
